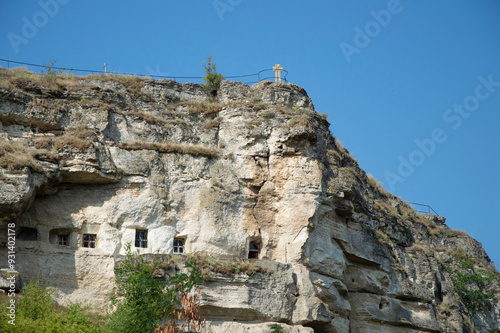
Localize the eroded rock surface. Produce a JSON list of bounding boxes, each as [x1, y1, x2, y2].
[[0, 71, 498, 332]]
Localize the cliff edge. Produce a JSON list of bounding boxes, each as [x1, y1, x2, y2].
[[0, 68, 498, 332]]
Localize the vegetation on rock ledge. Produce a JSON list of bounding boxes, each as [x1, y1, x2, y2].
[[445, 249, 499, 314]]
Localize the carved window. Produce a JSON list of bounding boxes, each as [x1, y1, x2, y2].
[[248, 242, 260, 259], [82, 234, 96, 248], [57, 235, 69, 246], [17, 227, 38, 241], [135, 229, 148, 248], [173, 238, 184, 254]]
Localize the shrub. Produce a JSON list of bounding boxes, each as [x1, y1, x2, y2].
[[108, 243, 204, 333], [16, 279, 53, 321], [269, 323, 284, 333], [201, 55, 224, 93], [0, 280, 106, 332], [446, 254, 499, 313], [41, 59, 66, 83]]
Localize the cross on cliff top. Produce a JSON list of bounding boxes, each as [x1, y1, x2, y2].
[[273, 64, 284, 83]]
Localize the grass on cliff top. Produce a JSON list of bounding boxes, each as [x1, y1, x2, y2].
[[117, 141, 219, 158], [0, 67, 84, 94], [85, 73, 145, 99], [0, 67, 146, 100]]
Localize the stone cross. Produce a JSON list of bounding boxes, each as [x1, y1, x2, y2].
[[273, 64, 284, 83], [103, 62, 107, 74]]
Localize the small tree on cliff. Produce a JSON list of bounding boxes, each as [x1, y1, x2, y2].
[[202, 55, 225, 95], [108, 243, 205, 333]]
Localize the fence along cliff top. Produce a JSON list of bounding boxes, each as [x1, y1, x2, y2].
[[0, 58, 289, 85]]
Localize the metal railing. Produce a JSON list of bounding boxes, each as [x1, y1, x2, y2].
[[408, 202, 439, 215], [0, 58, 288, 84]]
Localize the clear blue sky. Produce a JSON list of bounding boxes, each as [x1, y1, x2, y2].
[[1, 1, 499, 266]]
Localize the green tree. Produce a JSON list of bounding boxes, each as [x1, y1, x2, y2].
[[107, 243, 204, 333], [16, 279, 53, 320], [0, 280, 105, 333], [201, 55, 225, 94]]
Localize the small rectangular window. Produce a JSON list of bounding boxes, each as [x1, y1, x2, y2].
[[249, 242, 260, 259], [57, 235, 68, 246], [135, 230, 148, 248], [82, 234, 96, 248], [173, 238, 184, 253]]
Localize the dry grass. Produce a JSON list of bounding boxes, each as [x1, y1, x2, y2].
[[167, 100, 224, 116], [410, 242, 428, 254], [191, 253, 267, 277], [374, 199, 393, 214], [153, 253, 268, 278], [444, 228, 470, 238], [34, 126, 95, 151], [0, 140, 45, 173], [245, 119, 263, 130], [202, 117, 222, 130], [333, 138, 356, 161], [117, 141, 219, 158], [259, 109, 275, 119], [437, 295, 454, 315], [375, 229, 393, 248], [367, 174, 388, 197], [284, 113, 311, 129], [118, 110, 169, 127], [55, 126, 95, 150], [0, 67, 86, 94], [253, 102, 267, 111], [84, 73, 145, 99]]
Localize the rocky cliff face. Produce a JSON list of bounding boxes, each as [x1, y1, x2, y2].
[[0, 69, 499, 332]]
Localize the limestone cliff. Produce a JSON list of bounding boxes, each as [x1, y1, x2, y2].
[[0, 68, 498, 332]]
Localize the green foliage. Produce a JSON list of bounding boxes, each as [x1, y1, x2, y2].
[[201, 55, 225, 92], [107, 243, 204, 333], [0, 250, 205, 332], [269, 323, 284, 333], [0, 280, 106, 333], [17, 279, 53, 320], [446, 254, 499, 313], [42, 59, 72, 82]]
